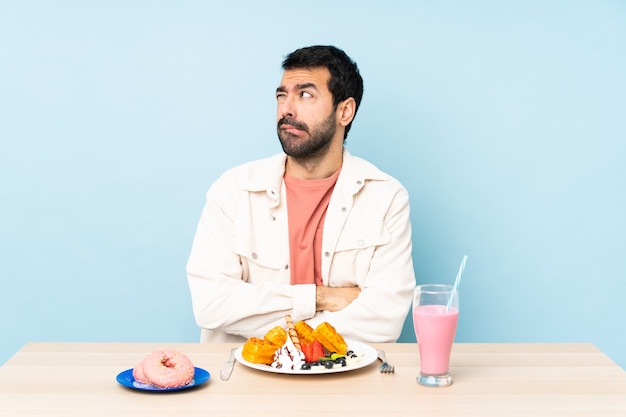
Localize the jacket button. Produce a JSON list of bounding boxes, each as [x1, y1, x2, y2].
[[251, 252, 258, 259], [324, 251, 331, 257], [357, 240, 365, 247]]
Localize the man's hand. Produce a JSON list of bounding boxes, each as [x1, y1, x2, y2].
[[315, 286, 361, 312]]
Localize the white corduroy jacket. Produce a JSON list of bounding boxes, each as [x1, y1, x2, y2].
[[187, 149, 415, 343]]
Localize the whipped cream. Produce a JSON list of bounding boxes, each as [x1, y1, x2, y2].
[[345, 350, 363, 367], [271, 336, 305, 370]]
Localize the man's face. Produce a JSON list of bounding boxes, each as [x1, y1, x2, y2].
[[275, 67, 338, 159]]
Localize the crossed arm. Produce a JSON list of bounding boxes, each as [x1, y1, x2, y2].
[[316, 286, 361, 312]]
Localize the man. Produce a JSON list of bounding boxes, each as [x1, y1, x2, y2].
[[187, 45, 415, 344]]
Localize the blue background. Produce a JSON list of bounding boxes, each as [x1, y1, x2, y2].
[[1, 1, 625, 369]]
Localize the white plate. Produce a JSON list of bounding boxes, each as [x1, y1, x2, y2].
[[234, 340, 377, 375]]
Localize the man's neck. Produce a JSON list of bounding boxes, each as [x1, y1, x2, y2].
[[285, 146, 343, 180]]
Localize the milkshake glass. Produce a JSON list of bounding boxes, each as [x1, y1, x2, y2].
[[413, 284, 459, 387]]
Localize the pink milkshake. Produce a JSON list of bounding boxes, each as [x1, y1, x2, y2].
[[413, 284, 459, 387], [413, 305, 459, 374]]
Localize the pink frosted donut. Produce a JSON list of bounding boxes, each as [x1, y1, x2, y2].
[[132, 360, 151, 384], [140, 349, 195, 388]]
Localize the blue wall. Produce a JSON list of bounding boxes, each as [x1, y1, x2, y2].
[[2, 1, 625, 369]]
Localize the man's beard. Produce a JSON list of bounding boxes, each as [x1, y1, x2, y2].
[[277, 111, 337, 160]]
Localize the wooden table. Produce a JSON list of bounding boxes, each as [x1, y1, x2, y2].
[[0, 342, 624, 416]]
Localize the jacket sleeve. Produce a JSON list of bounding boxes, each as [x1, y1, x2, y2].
[[186, 174, 316, 339]]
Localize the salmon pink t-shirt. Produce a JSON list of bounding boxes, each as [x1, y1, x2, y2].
[[284, 169, 341, 285]]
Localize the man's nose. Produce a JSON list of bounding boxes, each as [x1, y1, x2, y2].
[[278, 96, 296, 119]]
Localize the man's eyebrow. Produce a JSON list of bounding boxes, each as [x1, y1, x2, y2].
[[296, 82, 318, 90], [275, 82, 319, 94]]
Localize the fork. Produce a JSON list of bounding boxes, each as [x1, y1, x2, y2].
[[376, 350, 394, 373]]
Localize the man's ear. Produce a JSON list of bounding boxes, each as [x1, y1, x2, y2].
[[337, 97, 356, 127]]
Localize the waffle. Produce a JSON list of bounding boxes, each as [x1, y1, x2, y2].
[[241, 326, 287, 365], [313, 322, 348, 355], [294, 320, 316, 345], [264, 325, 288, 347]]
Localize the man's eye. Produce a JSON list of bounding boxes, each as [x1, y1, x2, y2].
[[301, 91, 312, 98]]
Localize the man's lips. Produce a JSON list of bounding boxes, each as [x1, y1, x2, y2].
[[278, 118, 308, 134], [279, 124, 306, 135]]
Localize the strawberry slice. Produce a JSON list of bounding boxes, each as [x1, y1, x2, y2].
[[301, 342, 314, 362], [309, 340, 325, 362]]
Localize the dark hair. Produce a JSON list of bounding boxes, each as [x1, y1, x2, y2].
[[282, 45, 364, 140]]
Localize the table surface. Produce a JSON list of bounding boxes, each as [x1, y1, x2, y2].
[[1, 342, 625, 416]]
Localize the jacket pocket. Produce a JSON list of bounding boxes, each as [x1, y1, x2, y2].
[[329, 221, 391, 286], [234, 233, 288, 285]]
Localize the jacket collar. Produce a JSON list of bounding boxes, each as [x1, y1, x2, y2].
[[242, 148, 389, 194]]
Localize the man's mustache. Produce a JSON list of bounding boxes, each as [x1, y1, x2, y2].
[[277, 117, 309, 133]]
